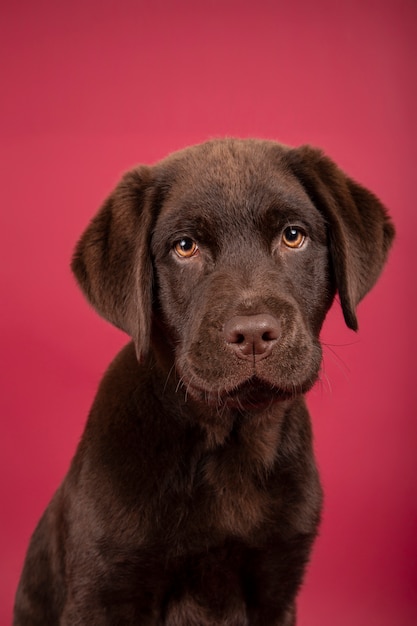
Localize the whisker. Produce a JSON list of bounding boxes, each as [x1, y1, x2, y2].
[[317, 369, 333, 395], [321, 344, 351, 381], [163, 363, 176, 394], [175, 376, 185, 394]]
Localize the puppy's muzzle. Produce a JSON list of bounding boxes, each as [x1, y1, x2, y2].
[[223, 314, 280, 362]]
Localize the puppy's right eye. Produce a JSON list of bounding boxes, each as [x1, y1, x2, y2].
[[174, 237, 199, 258]]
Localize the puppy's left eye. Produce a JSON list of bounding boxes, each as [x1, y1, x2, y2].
[[174, 237, 199, 258], [282, 226, 306, 249]]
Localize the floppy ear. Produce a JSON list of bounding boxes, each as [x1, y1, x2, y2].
[[286, 146, 395, 330], [71, 166, 154, 361]]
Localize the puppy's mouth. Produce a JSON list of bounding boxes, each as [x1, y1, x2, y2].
[[186, 376, 296, 411], [222, 378, 296, 410]]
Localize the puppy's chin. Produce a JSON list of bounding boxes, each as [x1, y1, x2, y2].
[[181, 376, 312, 412]]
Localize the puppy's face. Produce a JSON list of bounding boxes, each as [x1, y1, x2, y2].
[[151, 142, 333, 409], [72, 138, 394, 411]]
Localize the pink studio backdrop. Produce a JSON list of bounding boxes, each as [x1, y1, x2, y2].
[[1, 1, 416, 624]]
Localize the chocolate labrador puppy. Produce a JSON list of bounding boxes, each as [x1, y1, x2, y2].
[[14, 139, 394, 625]]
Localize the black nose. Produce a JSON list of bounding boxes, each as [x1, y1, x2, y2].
[[223, 314, 280, 361]]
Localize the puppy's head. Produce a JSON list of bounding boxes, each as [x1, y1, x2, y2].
[[72, 139, 394, 408]]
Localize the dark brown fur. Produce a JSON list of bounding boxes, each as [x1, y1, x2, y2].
[[14, 139, 394, 625]]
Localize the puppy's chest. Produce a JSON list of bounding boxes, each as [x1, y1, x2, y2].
[[182, 422, 283, 540], [200, 459, 274, 539], [115, 417, 284, 548]]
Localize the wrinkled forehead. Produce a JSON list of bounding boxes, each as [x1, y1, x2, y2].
[[153, 145, 324, 236]]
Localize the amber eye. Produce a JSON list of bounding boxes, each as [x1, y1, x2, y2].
[[282, 226, 306, 249], [174, 237, 199, 258]]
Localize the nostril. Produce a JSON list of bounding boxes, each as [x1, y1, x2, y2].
[[262, 326, 280, 343]]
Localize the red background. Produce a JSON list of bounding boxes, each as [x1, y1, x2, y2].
[[1, 1, 416, 624]]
